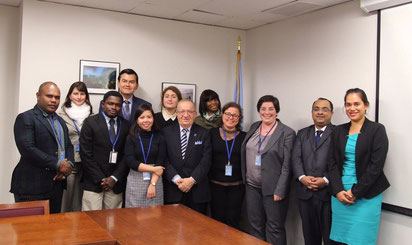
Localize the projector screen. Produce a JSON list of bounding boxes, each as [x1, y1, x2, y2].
[[379, 3, 412, 209]]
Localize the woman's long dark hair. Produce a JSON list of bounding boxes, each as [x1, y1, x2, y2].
[[129, 104, 157, 139], [63, 81, 93, 114]]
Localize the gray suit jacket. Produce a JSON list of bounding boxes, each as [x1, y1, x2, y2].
[[292, 124, 334, 201], [241, 119, 295, 198]]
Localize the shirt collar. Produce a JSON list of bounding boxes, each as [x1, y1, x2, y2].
[[314, 125, 327, 133], [162, 108, 177, 121], [123, 96, 133, 104], [102, 112, 118, 124], [36, 104, 55, 118], [179, 125, 192, 133]]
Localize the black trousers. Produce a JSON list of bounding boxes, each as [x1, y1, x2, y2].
[[14, 182, 63, 214], [298, 197, 332, 245], [210, 182, 245, 229]]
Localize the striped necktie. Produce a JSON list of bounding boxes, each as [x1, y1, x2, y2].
[[181, 128, 188, 159]]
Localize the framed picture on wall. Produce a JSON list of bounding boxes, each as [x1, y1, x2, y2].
[[162, 82, 197, 104], [79, 60, 120, 94]]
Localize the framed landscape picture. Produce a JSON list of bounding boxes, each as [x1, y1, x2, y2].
[[79, 60, 120, 94], [162, 82, 196, 104]]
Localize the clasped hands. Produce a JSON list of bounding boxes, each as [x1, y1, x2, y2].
[[101, 177, 116, 191], [336, 189, 356, 205], [301, 176, 327, 191], [53, 159, 72, 181], [176, 178, 195, 193]]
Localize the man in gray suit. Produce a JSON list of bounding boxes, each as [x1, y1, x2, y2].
[[292, 98, 334, 245]]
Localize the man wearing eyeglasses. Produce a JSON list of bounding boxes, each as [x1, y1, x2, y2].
[[292, 98, 334, 245], [162, 99, 212, 214]]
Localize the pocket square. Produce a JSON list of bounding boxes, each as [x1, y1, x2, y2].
[[194, 140, 203, 145]]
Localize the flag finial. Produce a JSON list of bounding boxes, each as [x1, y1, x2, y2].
[[237, 36, 241, 51]]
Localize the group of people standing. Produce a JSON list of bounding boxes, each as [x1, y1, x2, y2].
[[10, 67, 390, 245]]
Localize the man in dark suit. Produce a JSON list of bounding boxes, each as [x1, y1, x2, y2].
[[292, 98, 334, 245], [11, 82, 74, 214], [117, 68, 151, 123], [80, 91, 129, 210], [163, 99, 212, 214]]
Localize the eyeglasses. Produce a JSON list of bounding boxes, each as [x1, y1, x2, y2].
[[312, 107, 331, 112], [223, 112, 240, 119], [176, 110, 196, 115]]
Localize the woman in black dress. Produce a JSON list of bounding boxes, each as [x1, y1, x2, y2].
[[209, 102, 246, 229], [154, 86, 182, 129]]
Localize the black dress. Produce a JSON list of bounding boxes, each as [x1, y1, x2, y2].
[[154, 112, 178, 130], [209, 127, 246, 229]]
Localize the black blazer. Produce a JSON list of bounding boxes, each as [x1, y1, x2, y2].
[[11, 105, 74, 195], [162, 123, 212, 203], [292, 124, 334, 201], [328, 118, 390, 199], [80, 113, 130, 194], [241, 120, 295, 198]]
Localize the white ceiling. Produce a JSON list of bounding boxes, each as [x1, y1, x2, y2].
[[0, 0, 352, 30]]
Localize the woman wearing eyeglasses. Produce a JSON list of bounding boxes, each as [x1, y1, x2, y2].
[[209, 102, 246, 229], [241, 95, 295, 245]]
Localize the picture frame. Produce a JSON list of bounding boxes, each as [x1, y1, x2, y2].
[[79, 60, 120, 94], [162, 82, 197, 104]]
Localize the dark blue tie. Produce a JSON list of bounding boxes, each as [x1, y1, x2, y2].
[[315, 130, 323, 146]]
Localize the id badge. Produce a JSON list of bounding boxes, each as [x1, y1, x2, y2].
[[143, 172, 151, 180], [59, 151, 65, 161], [225, 164, 233, 176], [75, 142, 80, 152], [109, 151, 117, 164], [255, 155, 261, 166]]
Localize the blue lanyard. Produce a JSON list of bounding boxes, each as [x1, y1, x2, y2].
[[48, 116, 63, 148], [122, 106, 130, 121], [222, 128, 237, 165], [72, 120, 80, 136], [101, 112, 122, 150], [138, 133, 154, 163], [258, 120, 277, 154]]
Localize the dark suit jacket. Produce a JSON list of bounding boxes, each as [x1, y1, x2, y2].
[[163, 123, 212, 203], [328, 118, 390, 199], [241, 120, 296, 198], [80, 113, 129, 194], [292, 124, 334, 201], [11, 105, 74, 195]]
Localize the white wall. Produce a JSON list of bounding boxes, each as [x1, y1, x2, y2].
[[0, 4, 20, 203], [18, 0, 246, 114]]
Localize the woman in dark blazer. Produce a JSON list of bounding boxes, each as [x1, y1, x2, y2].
[[241, 95, 295, 245], [328, 88, 390, 245]]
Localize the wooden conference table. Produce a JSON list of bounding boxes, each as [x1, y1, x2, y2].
[[0, 204, 269, 244]]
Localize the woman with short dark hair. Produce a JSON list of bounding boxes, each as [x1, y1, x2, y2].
[[241, 95, 295, 245]]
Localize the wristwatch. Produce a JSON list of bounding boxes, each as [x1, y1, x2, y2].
[[151, 182, 156, 186]]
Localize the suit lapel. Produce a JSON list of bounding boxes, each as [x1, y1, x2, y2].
[[34, 107, 57, 140], [316, 124, 332, 149], [260, 120, 282, 155], [98, 113, 112, 146], [308, 125, 317, 152], [184, 125, 198, 161]]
